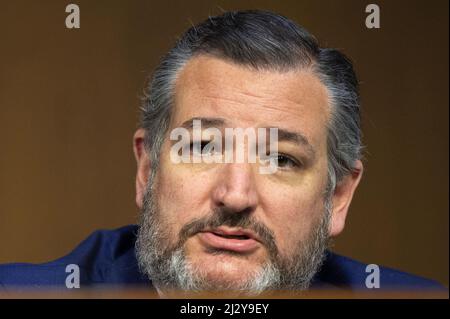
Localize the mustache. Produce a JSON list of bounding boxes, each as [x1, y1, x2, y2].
[[174, 207, 279, 258]]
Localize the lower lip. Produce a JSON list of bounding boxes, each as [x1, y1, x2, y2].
[[198, 232, 260, 253]]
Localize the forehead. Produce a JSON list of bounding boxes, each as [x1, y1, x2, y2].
[[172, 55, 330, 149]]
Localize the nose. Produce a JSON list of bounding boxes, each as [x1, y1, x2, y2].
[[211, 162, 259, 213]]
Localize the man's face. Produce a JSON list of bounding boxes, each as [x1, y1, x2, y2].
[[136, 55, 335, 293]]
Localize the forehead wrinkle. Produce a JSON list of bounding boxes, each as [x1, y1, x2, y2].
[[201, 92, 308, 121], [176, 56, 330, 121], [196, 79, 328, 124]]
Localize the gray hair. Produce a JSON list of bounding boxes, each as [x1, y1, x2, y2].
[[140, 10, 362, 194]]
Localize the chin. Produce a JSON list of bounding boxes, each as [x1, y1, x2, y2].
[[188, 253, 266, 289]]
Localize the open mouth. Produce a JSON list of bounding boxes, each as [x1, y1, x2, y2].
[[198, 228, 260, 253], [211, 232, 250, 240]]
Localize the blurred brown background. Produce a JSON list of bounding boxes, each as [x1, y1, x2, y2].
[[0, 0, 448, 286]]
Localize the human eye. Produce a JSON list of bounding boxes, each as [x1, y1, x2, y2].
[[189, 140, 218, 156], [263, 153, 302, 170]]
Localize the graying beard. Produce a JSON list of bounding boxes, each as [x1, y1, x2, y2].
[[135, 171, 331, 294], [164, 248, 282, 293]]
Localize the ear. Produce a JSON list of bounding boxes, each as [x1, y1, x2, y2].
[[329, 160, 363, 237], [133, 128, 151, 210]]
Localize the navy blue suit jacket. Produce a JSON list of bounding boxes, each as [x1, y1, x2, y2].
[[0, 225, 444, 291]]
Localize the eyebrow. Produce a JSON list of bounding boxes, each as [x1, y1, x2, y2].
[[179, 117, 227, 130], [177, 116, 316, 158], [277, 128, 316, 158]]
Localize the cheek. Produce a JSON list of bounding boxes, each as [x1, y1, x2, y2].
[[156, 172, 192, 227], [155, 153, 212, 230], [260, 183, 326, 257]]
